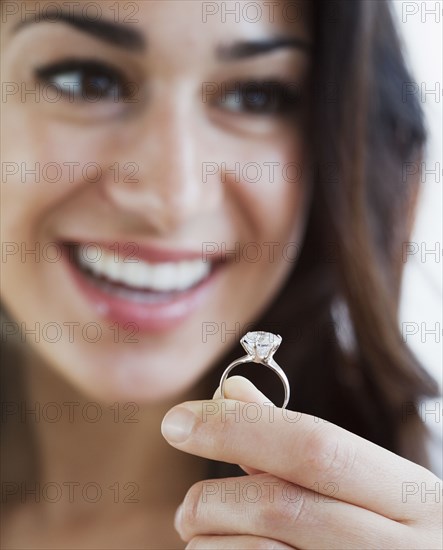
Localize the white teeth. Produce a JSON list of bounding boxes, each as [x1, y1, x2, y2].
[[103, 255, 121, 281], [76, 247, 211, 292]]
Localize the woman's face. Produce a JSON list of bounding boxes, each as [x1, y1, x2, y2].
[[1, 1, 312, 403]]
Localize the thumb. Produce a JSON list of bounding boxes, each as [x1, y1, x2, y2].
[[212, 375, 274, 475], [212, 375, 275, 405]]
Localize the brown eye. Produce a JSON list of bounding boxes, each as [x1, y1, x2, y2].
[[35, 59, 133, 102], [219, 81, 302, 115]]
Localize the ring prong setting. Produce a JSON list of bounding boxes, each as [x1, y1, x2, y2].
[[240, 331, 282, 363]]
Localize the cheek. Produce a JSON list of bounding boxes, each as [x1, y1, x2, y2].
[[1, 104, 121, 241], [209, 131, 311, 331], [224, 131, 311, 251], [0, 108, 122, 332]]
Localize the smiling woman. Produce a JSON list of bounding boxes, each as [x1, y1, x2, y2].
[[0, 1, 441, 549]]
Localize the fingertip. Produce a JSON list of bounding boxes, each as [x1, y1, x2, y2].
[[212, 385, 222, 399], [220, 375, 274, 405]]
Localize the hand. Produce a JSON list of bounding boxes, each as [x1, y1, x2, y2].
[[161, 376, 442, 549]]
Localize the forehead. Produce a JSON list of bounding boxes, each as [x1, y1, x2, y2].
[[138, 1, 311, 52], [135, 0, 312, 36], [4, 1, 312, 43]]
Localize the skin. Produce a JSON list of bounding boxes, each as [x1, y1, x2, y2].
[[1, 1, 441, 549]]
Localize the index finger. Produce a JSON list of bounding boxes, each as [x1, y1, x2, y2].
[[161, 388, 438, 521]]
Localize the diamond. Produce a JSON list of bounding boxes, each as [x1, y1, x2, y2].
[[240, 331, 282, 362]]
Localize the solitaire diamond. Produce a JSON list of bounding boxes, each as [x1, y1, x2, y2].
[[220, 332, 289, 408], [240, 331, 282, 362]]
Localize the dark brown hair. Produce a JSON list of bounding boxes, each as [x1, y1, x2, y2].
[[206, 0, 438, 478]]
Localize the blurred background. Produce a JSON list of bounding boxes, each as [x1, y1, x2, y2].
[[392, 0, 442, 476]]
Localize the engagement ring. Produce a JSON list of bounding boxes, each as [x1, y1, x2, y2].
[[219, 331, 290, 409]]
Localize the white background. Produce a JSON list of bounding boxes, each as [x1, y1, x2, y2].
[[392, 0, 442, 477]]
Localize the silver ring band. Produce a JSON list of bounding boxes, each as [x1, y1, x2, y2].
[[219, 332, 290, 409]]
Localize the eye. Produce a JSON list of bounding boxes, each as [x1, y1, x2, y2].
[[34, 59, 135, 102], [218, 80, 301, 115]]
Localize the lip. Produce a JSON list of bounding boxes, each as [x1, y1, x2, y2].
[[61, 241, 223, 332], [62, 239, 222, 263]]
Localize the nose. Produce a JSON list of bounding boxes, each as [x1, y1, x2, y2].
[[100, 92, 218, 234]]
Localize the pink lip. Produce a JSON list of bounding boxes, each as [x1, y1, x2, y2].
[[63, 239, 221, 263], [62, 242, 221, 332]]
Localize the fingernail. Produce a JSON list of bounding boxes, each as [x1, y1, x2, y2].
[[161, 407, 196, 443], [174, 503, 183, 532]]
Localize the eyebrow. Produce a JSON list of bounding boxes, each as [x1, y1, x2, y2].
[[12, 11, 311, 60], [13, 10, 146, 51], [216, 37, 312, 60]]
